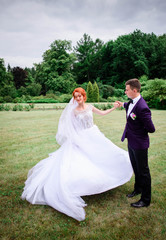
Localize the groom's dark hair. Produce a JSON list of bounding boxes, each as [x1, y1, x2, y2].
[[125, 78, 141, 92]]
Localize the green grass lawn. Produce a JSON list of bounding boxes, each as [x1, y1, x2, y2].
[[0, 109, 166, 240]]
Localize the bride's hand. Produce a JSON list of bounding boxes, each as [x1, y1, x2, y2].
[[113, 102, 119, 109]]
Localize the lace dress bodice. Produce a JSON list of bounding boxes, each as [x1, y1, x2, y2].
[[73, 105, 94, 130]]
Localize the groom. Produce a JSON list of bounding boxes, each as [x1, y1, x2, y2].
[[117, 78, 155, 208]]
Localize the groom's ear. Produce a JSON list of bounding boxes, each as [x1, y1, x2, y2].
[[133, 88, 138, 93]]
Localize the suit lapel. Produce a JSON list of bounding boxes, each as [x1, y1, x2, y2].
[[127, 96, 142, 119]]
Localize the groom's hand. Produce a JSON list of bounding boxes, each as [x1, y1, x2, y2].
[[113, 102, 119, 108], [115, 101, 124, 108]]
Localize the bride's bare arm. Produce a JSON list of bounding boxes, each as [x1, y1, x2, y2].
[[92, 103, 119, 116]]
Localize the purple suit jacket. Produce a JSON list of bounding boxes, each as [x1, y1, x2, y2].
[[121, 96, 155, 149]]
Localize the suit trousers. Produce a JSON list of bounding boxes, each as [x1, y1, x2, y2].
[[128, 145, 151, 205]]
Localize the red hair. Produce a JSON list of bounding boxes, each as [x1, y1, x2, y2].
[[72, 87, 87, 102]]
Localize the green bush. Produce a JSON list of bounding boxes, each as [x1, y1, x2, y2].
[[21, 95, 32, 102], [59, 94, 72, 103], [28, 103, 35, 109], [0, 104, 4, 111], [102, 85, 115, 99], [0, 84, 17, 99], [27, 98, 59, 103], [141, 78, 166, 109], [94, 103, 114, 110], [87, 81, 94, 102], [30, 95, 44, 100], [11, 104, 32, 111], [13, 97, 23, 103], [3, 96, 13, 103], [4, 105, 11, 111], [17, 86, 28, 97], [99, 97, 107, 102], [93, 82, 99, 102], [12, 105, 19, 111], [13, 95, 32, 103], [45, 93, 58, 100], [107, 96, 126, 102], [18, 105, 24, 111], [0, 96, 4, 103], [24, 105, 31, 111], [26, 83, 42, 96]]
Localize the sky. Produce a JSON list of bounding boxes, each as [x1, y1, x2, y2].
[[0, 0, 166, 68]]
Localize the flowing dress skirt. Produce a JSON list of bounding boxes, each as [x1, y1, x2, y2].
[[21, 125, 133, 221]]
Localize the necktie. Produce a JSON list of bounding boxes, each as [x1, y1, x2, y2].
[[129, 99, 133, 104]]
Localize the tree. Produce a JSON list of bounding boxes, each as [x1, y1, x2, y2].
[[0, 58, 7, 86], [158, 34, 166, 79], [74, 34, 104, 83], [25, 67, 36, 86], [98, 30, 166, 87], [0, 58, 16, 101], [34, 62, 48, 95], [87, 81, 94, 102], [35, 40, 76, 94], [102, 85, 115, 99], [12, 67, 28, 89], [93, 82, 99, 102]]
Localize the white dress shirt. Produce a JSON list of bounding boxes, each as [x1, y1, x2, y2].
[[127, 94, 141, 117]]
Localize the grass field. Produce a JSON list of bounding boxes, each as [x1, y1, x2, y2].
[[0, 109, 166, 240]]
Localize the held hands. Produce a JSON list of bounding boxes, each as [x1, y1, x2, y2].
[[113, 102, 119, 109], [115, 101, 124, 108]]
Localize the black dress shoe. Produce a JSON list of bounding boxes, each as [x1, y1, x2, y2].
[[131, 200, 150, 208], [126, 191, 141, 198]]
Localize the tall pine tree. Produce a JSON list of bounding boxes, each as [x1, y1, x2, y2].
[[93, 82, 99, 102]]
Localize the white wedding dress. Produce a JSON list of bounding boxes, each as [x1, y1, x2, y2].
[[21, 100, 133, 221]]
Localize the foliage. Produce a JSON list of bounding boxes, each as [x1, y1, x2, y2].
[[87, 81, 94, 102], [93, 103, 114, 110], [24, 105, 31, 111], [99, 97, 108, 102], [98, 30, 166, 86], [141, 78, 166, 109], [87, 81, 100, 102], [0, 104, 4, 111], [12, 67, 28, 89], [26, 83, 42, 96], [102, 85, 115, 99], [0, 84, 17, 99], [3, 95, 14, 103], [107, 96, 126, 103], [17, 86, 28, 97], [25, 67, 35, 85], [34, 40, 76, 94], [93, 82, 100, 102], [74, 33, 104, 83], [0, 58, 7, 86], [27, 99, 59, 103], [114, 88, 125, 98], [1, 30, 166, 106], [0, 103, 35, 111], [12, 95, 32, 103], [0, 96, 4, 103], [0, 104, 11, 111], [59, 94, 72, 103], [11, 104, 31, 111]]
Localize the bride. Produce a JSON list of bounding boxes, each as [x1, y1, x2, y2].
[[21, 87, 133, 221]]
